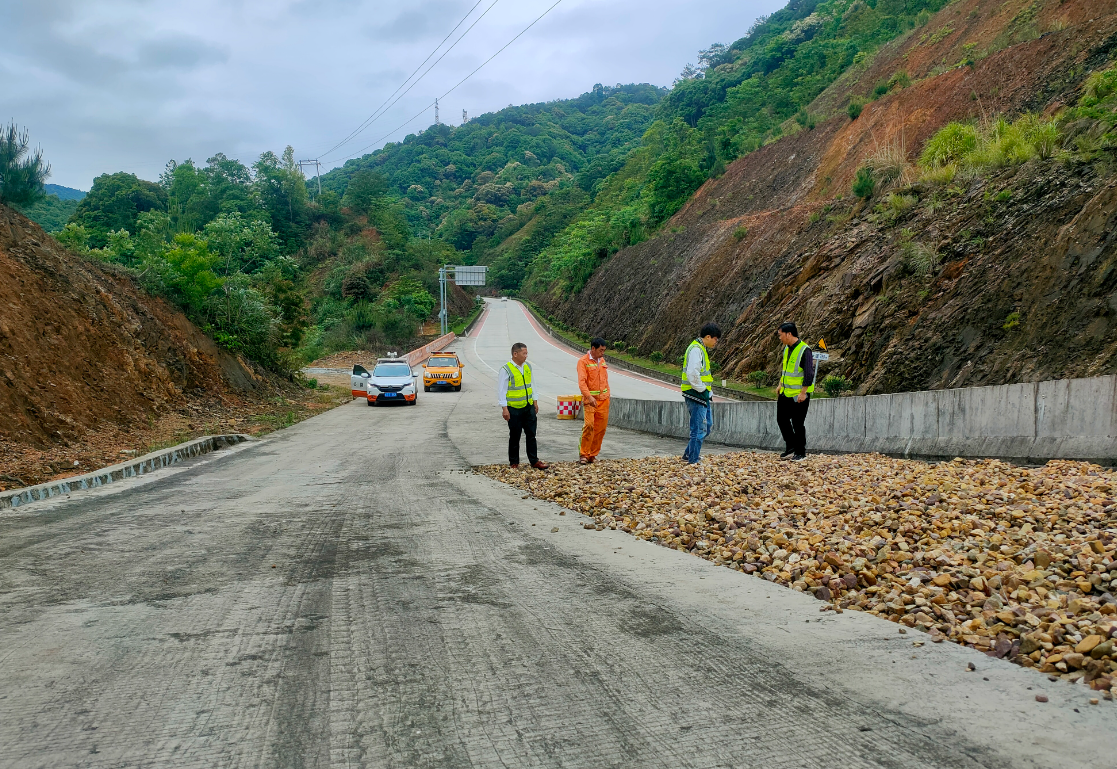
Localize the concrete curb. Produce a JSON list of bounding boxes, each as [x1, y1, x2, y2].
[[0, 434, 255, 511], [517, 300, 766, 402], [610, 377, 1117, 464]]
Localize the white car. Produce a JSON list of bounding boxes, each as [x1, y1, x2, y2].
[[363, 359, 418, 406]]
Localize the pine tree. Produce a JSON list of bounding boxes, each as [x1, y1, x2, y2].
[[0, 122, 50, 206]]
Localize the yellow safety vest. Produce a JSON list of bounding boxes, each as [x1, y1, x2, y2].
[[504, 361, 534, 408], [680, 340, 713, 392], [780, 341, 814, 397]]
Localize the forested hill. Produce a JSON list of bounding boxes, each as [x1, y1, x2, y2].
[[315, 83, 664, 289]]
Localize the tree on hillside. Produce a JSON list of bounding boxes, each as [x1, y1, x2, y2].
[[0, 122, 50, 207], [341, 169, 389, 214], [72, 172, 168, 249], [161, 154, 257, 234], [254, 146, 309, 250]]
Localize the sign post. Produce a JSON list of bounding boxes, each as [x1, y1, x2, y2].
[[438, 265, 488, 335]]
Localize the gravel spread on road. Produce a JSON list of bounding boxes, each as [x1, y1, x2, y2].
[[478, 451, 1117, 690]]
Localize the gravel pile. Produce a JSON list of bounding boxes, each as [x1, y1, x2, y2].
[[478, 452, 1117, 691]]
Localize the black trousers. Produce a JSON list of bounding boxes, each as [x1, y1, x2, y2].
[[776, 394, 810, 455], [507, 405, 538, 466]]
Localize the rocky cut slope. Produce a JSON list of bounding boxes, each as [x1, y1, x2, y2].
[[0, 204, 263, 448], [534, 0, 1117, 394]]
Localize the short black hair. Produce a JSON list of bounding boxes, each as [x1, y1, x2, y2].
[[699, 322, 722, 339], [511, 342, 527, 355], [778, 322, 798, 337], [590, 337, 608, 349]]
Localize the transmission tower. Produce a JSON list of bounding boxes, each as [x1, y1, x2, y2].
[[297, 159, 322, 196], [463, 109, 468, 124], [435, 98, 440, 125]]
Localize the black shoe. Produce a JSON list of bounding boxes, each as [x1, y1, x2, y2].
[[779, 451, 794, 460], [791, 454, 807, 461]]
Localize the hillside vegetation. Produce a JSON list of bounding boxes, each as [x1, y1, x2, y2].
[[539, 0, 1117, 394]]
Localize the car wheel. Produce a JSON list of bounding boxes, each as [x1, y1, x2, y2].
[[367, 398, 375, 406], [454, 385, 461, 391], [424, 385, 430, 392]]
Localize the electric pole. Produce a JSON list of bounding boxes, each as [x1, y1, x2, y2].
[[298, 159, 322, 196], [435, 98, 440, 126]]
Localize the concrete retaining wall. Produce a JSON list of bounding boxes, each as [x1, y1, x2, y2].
[[0, 434, 253, 511], [610, 375, 1117, 464]]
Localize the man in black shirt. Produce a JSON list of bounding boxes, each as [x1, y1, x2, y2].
[[776, 322, 814, 461]]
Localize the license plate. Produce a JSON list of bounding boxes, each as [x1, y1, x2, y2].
[[383, 393, 397, 398]]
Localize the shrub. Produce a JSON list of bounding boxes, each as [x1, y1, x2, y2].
[[613, 340, 626, 351], [918, 115, 1060, 174], [865, 142, 910, 185], [920, 123, 978, 168], [884, 193, 918, 218], [822, 375, 854, 397], [889, 70, 911, 90], [733, 225, 749, 240], [626, 344, 639, 354], [1003, 311, 1021, 331], [847, 100, 864, 120], [746, 370, 769, 388], [872, 81, 890, 99], [852, 167, 876, 198], [901, 241, 940, 277], [1081, 68, 1117, 108], [920, 163, 957, 185], [649, 351, 664, 363]]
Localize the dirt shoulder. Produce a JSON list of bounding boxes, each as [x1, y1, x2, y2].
[[0, 384, 350, 492]]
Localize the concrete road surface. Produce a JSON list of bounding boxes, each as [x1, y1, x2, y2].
[[1, 300, 1114, 768]]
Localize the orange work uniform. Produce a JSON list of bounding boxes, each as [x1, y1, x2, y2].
[[577, 351, 610, 459]]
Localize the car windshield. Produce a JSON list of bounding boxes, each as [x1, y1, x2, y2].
[[373, 364, 411, 377], [428, 358, 457, 367]]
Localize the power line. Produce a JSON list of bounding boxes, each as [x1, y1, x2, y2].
[[334, 0, 565, 163], [438, 0, 563, 103], [320, 0, 501, 161], [317, 0, 485, 159]]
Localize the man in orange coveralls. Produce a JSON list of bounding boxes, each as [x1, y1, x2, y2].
[[577, 337, 611, 464]]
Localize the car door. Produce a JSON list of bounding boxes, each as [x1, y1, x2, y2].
[[351, 364, 370, 397]]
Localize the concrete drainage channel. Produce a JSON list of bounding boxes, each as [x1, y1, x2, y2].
[[0, 434, 254, 511]]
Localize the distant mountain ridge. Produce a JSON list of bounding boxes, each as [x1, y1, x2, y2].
[[44, 184, 86, 201]]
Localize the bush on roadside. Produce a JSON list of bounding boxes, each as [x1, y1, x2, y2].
[[746, 370, 769, 388], [649, 351, 664, 363], [821, 375, 854, 397]]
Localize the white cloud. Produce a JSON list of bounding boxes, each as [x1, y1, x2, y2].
[[1, 0, 783, 189]]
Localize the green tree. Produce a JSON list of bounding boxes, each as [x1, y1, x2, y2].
[[341, 170, 389, 213], [203, 213, 280, 275], [73, 172, 168, 248], [253, 146, 309, 250], [147, 233, 223, 313], [0, 122, 50, 206]]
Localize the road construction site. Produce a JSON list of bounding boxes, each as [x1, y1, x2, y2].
[[1, 298, 1114, 768]]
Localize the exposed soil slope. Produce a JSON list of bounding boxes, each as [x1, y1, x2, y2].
[[0, 204, 265, 448], [535, 0, 1117, 394]]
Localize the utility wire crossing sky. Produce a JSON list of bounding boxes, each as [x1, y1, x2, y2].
[[2, 0, 780, 190]]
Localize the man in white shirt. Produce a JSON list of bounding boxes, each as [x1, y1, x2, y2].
[[497, 342, 548, 469], [680, 323, 721, 464]]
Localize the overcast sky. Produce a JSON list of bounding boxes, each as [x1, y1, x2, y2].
[[2, 0, 782, 190]]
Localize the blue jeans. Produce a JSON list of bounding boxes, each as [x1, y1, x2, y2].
[[683, 398, 713, 463]]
